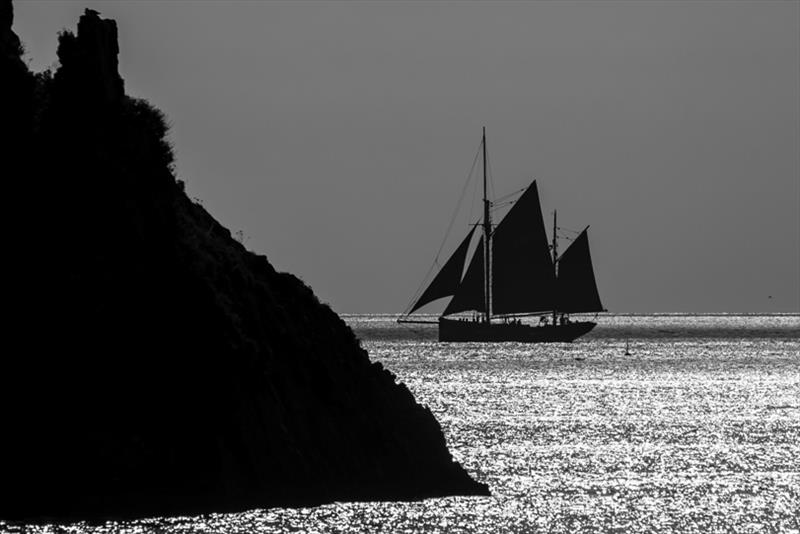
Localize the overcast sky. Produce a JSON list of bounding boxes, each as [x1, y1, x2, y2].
[[14, 1, 799, 313]]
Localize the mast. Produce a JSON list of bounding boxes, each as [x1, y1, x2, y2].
[[482, 127, 492, 323], [552, 209, 558, 326]]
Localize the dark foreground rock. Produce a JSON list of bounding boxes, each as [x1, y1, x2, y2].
[[0, 2, 488, 522]]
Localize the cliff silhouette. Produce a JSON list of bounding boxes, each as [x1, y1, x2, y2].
[[0, 2, 488, 521]]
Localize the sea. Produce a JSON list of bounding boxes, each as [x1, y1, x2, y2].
[[4, 314, 799, 534]]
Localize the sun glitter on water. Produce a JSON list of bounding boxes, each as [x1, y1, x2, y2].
[[4, 314, 798, 534]]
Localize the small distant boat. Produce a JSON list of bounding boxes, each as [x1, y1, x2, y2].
[[399, 128, 605, 342], [625, 339, 631, 355]]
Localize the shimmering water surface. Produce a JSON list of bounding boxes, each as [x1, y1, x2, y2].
[[6, 314, 799, 533]]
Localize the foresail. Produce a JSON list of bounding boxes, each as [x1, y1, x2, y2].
[[443, 236, 485, 315], [409, 227, 476, 314], [491, 181, 556, 314], [556, 229, 604, 313]]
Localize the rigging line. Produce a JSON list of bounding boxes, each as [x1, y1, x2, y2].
[[557, 225, 582, 235], [469, 161, 479, 224], [486, 143, 496, 201], [491, 199, 516, 210], [494, 187, 526, 203], [491, 202, 516, 215], [434, 140, 482, 263], [400, 139, 483, 316]]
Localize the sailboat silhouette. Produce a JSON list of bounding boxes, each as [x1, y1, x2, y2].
[[400, 129, 605, 342]]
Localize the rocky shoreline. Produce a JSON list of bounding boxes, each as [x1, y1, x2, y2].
[[0, 1, 488, 522]]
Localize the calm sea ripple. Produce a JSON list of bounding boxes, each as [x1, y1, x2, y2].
[[5, 314, 799, 533]]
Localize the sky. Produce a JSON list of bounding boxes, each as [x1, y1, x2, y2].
[[13, 1, 800, 314]]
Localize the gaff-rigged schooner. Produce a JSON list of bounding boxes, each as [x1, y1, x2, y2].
[[399, 128, 605, 342]]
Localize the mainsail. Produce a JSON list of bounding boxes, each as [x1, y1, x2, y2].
[[409, 227, 476, 313], [443, 181, 556, 316], [556, 229, 604, 313], [491, 181, 555, 314]]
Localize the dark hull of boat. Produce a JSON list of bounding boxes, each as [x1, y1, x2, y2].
[[438, 318, 596, 343]]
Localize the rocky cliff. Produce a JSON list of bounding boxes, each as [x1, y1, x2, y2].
[[0, 2, 488, 521]]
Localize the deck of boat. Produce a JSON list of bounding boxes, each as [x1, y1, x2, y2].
[[438, 317, 595, 343]]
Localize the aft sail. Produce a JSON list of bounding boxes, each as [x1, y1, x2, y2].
[[556, 229, 604, 313]]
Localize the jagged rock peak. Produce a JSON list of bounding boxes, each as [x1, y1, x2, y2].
[[1, 0, 23, 63], [56, 7, 124, 106]]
